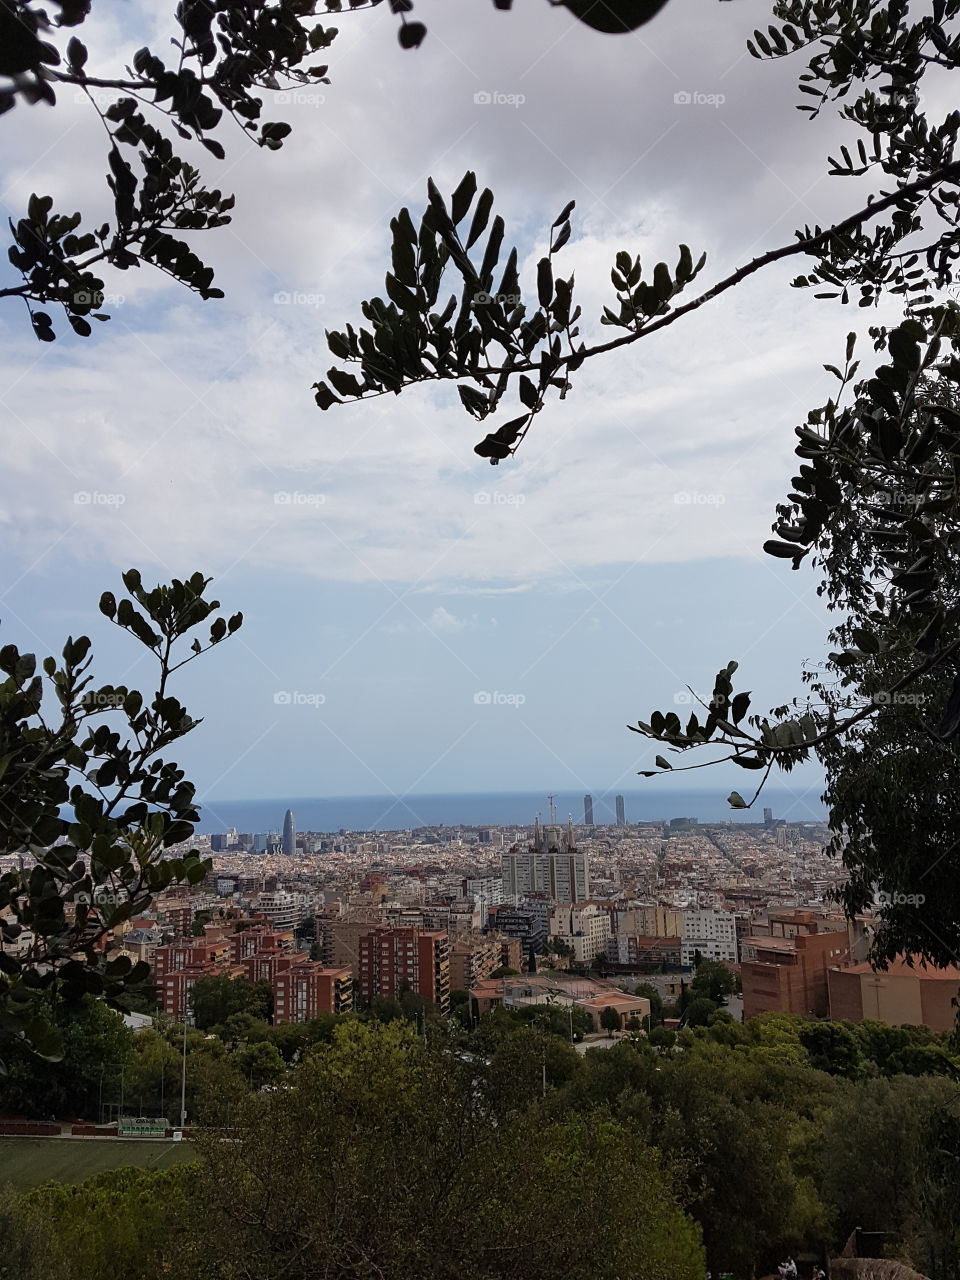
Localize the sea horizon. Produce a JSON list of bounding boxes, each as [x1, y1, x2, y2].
[[195, 785, 828, 836]]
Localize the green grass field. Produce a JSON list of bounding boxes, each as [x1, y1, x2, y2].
[[0, 1137, 196, 1189]]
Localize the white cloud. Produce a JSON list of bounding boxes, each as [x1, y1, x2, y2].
[[0, 0, 904, 593]]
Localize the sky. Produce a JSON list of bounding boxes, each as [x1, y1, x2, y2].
[[0, 0, 912, 812]]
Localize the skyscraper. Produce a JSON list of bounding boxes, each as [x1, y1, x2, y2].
[[615, 795, 626, 826], [282, 809, 296, 857], [583, 794, 594, 827]]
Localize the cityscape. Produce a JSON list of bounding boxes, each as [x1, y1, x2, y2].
[[3, 0, 960, 1277]]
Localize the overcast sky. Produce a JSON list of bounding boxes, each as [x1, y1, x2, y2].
[[0, 0, 909, 813]]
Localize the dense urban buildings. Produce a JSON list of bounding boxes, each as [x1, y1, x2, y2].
[[18, 800, 956, 1036]]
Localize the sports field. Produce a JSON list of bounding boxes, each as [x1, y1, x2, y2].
[[0, 1137, 196, 1189]]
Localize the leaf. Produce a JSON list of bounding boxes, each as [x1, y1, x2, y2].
[[550, 222, 571, 254], [450, 172, 477, 225], [518, 375, 538, 409], [552, 199, 575, 228], [67, 37, 88, 70], [731, 691, 751, 724], [537, 258, 553, 309], [24, 1017, 64, 1061], [465, 189, 494, 251], [727, 791, 747, 809], [654, 755, 672, 770], [398, 21, 427, 48]]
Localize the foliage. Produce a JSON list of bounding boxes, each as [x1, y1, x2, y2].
[[689, 958, 738, 1005], [0, 1164, 196, 1280], [182, 1019, 705, 1280], [0, 570, 240, 1063], [3, 1016, 960, 1275], [600, 1004, 621, 1034], [0, 994, 133, 1119], [189, 974, 271, 1030], [0, 0, 690, 343]]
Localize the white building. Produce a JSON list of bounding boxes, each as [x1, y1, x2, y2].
[[549, 903, 612, 966], [680, 908, 738, 966], [464, 876, 503, 917], [255, 890, 312, 932]]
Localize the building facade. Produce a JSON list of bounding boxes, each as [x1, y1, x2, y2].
[[357, 927, 451, 1013]]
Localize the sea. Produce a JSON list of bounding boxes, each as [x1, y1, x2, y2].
[[194, 786, 828, 836]]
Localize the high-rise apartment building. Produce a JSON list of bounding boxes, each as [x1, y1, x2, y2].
[[680, 908, 739, 965], [501, 820, 590, 903], [358, 927, 450, 1013], [274, 965, 353, 1023], [282, 809, 297, 857], [549, 903, 612, 966], [583, 794, 594, 827], [615, 795, 626, 826]]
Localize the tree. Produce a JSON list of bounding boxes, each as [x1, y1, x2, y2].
[[690, 959, 738, 1006], [798, 1020, 867, 1080], [600, 1004, 621, 1036], [189, 974, 271, 1030], [310, 6, 960, 960], [183, 1019, 705, 1280], [233, 1039, 286, 1090], [682, 997, 718, 1029], [0, 570, 240, 1063], [0, 994, 133, 1119]]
